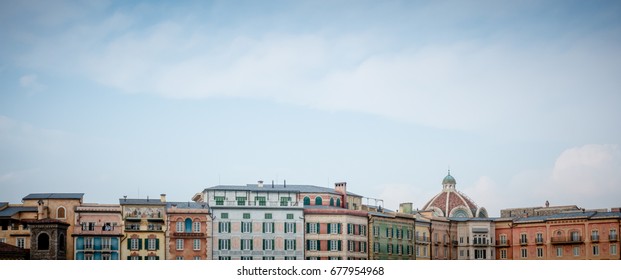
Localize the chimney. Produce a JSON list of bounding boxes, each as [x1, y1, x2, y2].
[[335, 182, 347, 209], [399, 202, 413, 214], [160, 194, 167, 203], [272, 180, 274, 188], [258, 180, 264, 188], [123, 195, 127, 201], [284, 180, 286, 188]]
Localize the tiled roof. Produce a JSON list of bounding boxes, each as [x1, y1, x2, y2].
[[22, 193, 84, 200], [510, 211, 621, 223], [204, 184, 362, 197], [0, 242, 29, 253], [167, 202, 210, 209], [119, 198, 166, 205], [0, 206, 37, 218], [0, 202, 8, 209]]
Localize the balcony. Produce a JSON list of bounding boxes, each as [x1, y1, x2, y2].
[[496, 240, 510, 247], [173, 232, 206, 238], [473, 241, 490, 247], [535, 238, 544, 244], [591, 236, 600, 243], [520, 239, 528, 245], [609, 235, 618, 242], [551, 236, 583, 244], [214, 200, 299, 207], [415, 237, 430, 244]]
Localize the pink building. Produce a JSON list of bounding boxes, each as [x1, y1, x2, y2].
[[166, 202, 211, 260]]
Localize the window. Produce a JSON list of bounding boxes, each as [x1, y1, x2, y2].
[[537, 247, 544, 258], [315, 197, 322, 206], [285, 256, 296, 260], [328, 223, 340, 234], [193, 239, 200, 250], [374, 226, 379, 237], [520, 233, 527, 244], [130, 238, 140, 250], [241, 222, 252, 233], [193, 256, 200, 260], [573, 246, 580, 256], [423, 246, 427, 257], [147, 238, 158, 251], [521, 248, 527, 258], [374, 242, 380, 253], [348, 240, 355, 252], [360, 242, 367, 253], [330, 197, 334, 206], [286, 213, 294, 219], [265, 213, 273, 219], [303, 197, 310, 206], [256, 197, 266, 206], [221, 213, 228, 219], [218, 239, 231, 250], [329, 257, 341, 260], [176, 256, 183, 260], [85, 237, 94, 250], [307, 223, 318, 234], [263, 239, 274, 250], [329, 240, 341, 251], [102, 254, 111, 260], [215, 196, 225, 206], [243, 213, 251, 219], [82, 222, 96, 231], [129, 256, 140, 260], [336, 198, 341, 207], [499, 234, 507, 245], [285, 239, 296, 251], [263, 256, 275, 260], [611, 244, 617, 255], [397, 244, 403, 255], [102, 237, 111, 250], [263, 222, 274, 233], [610, 229, 617, 240], [556, 247, 563, 257], [285, 222, 296, 233], [193, 221, 201, 232], [500, 249, 507, 259], [85, 254, 94, 260], [475, 249, 486, 259], [347, 223, 353, 235], [308, 240, 318, 251], [38, 233, 50, 250], [536, 233, 543, 243], [280, 197, 291, 206], [176, 239, 184, 250], [176, 221, 184, 232], [0, 238, 5, 243], [57, 207, 66, 219], [416, 246, 420, 257], [147, 223, 162, 231], [219, 256, 231, 260], [592, 245, 599, 256], [145, 256, 158, 260], [236, 196, 246, 206], [388, 244, 393, 254], [571, 231, 580, 242], [241, 256, 253, 260], [219, 221, 231, 233], [591, 230, 599, 241], [241, 239, 253, 251]]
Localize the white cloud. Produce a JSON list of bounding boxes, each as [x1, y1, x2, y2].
[[19, 74, 43, 91]]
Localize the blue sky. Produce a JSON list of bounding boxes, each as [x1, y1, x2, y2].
[[1, 0, 620, 216]]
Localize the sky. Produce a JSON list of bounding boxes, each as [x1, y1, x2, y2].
[[1, 0, 620, 216]]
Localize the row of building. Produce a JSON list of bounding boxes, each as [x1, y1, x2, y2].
[[1, 171, 619, 260]]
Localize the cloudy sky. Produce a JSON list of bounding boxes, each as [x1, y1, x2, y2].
[[1, 0, 620, 216]]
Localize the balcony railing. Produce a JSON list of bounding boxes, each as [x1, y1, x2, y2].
[[214, 200, 299, 207], [535, 238, 544, 244], [173, 232, 206, 238], [591, 236, 600, 242], [520, 239, 528, 245], [609, 234, 618, 241], [496, 240, 510, 247], [551, 236, 583, 244], [415, 237, 430, 243]]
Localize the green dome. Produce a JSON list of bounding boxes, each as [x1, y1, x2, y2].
[[442, 172, 456, 185]]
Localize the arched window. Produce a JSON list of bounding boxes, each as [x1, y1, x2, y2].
[[59, 233, 65, 251], [38, 233, 50, 250], [330, 198, 334, 206], [185, 218, 192, 233], [57, 207, 66, 219], [315, 197, 322, 206], [336, 199, 341, 207], [452, 209, 468, 218], [303, 197, 310, 206]]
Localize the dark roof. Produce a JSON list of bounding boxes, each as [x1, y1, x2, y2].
[[511, 211, 621, 223], [22, 193, 84, 200], [0, 202, 8, 209], [204, 184, 362, 197], [0, 242, 29, 254], [27, 218, 70, 225], [0, 207, 37, 218], [166, 202, 210, 209], [119, 198, 166, 205], [449, 217, 496, 222]]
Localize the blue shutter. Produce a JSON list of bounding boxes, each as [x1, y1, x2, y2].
[[94, 237, 102, 250], [112, 237, 119, 250], [76, 237, 84, 250]]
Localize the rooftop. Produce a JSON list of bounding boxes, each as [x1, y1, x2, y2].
[[0, 206, 38, 218], [119, 198, 166, 205], [22, 193, 84, 200], [167, 202, 210, 209], [204, 184, 362, 197]]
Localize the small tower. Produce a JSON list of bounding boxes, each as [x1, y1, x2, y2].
[[28, 219, 69, 260]]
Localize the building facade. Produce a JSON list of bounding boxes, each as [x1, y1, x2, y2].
[[453, 218, 495, 260], [304, 208, 368, 260], [120, 195, 167, 260], [201, 183, 304, 260], [368, 211, 416, 260], [73, 204, 123, 260], [166, 202, 212, 260]]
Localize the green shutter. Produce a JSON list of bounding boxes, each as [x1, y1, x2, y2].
[[263, 222, 266, 233], [138, 239, 143, 250], [306, 240, 310, 250], [156, 239, 159, 250], [250, 222, 253, 233], [317, 240, 321, 251], [127, 240, 131, 250], [218, 240, 221, 250], [228, 222, 231, 232], [294, 240, 296, 250], [251, 239, 254, 250], [327, 223, 331, 233], [156, 256, 160, 260], [306, 223, 310, 233], [138, 256, 143, 260], [218, 222, 221, 233], [316, 223, 320, 233], [272, 222, 275, 233], [127, 256, 130, 260], [338, 223, 342, 234], [263, 239, 266, 250], [338, 240, 342, 251], [294, 223, 297, 233]]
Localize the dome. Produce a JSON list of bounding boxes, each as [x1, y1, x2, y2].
[[422, 171, 487, 218], [442, 174, 456, 185]]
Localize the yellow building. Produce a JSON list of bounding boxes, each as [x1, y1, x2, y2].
[[120, 195, 167, 260], [414, 212, 431, 260]]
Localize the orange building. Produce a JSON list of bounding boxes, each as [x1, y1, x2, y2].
[[495, 211, 621, 260], [166, 202, 212, 260]]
